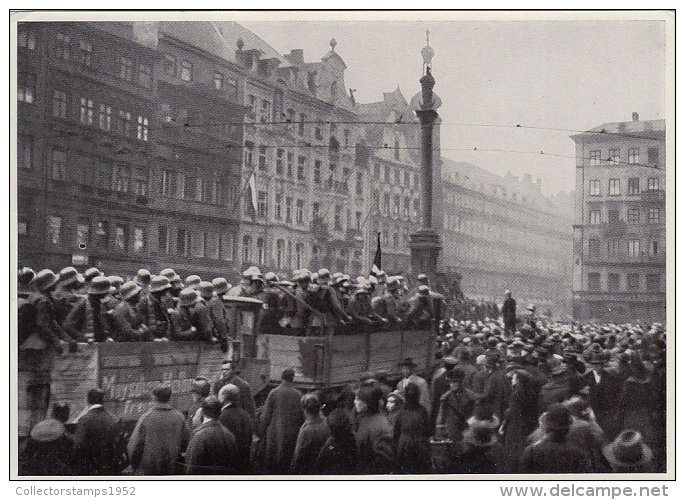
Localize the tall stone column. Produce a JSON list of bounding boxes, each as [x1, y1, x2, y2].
[[409, 37, 442, 284]]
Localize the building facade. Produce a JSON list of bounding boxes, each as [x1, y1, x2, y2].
[[16, 21, 245, 279], [440, 159, 573, 315], [571, 114, 666, 323]]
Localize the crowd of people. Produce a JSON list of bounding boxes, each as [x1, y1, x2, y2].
[[17, 264, 667, 476]]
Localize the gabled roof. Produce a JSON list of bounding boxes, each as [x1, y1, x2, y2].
[[213, 21, 290, 66]]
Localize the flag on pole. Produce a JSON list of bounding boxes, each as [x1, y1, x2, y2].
[[247, 171, 258, 214], [371, 232, 382, 275]]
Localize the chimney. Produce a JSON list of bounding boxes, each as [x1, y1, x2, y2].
[[288, 49, 304, 65], [632, 112, 639, 122]]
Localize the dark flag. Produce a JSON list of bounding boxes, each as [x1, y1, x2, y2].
[[371, 232, 382, 275]]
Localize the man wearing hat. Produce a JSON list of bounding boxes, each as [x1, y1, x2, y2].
[[538, 363, 573, 415], [430, 356, 459, 431], [127, 385, 190, 475], [212, 359, 257, 425], [83, 267, 101, 283], [18, 403, 74, 476], [72, 387, 125, 475], [396, 357, 430, 413], [502, 290, 517, 336], [520, 403, 591, 473], [416, 274, 447, 328], [206, 279, 231, 348], [134, 269, 153, 328], [305, 271, 351, 336], [169, 288, 214, 342], [110, 281, 150, 342], [63, 275, 112, 342], [255, 274, 285, 336], [19, 270, 77, 436], [406, 285, 435, 330], [465, 352, 507, 421], [602, 429, 654, 473], [188, 377, 211, 430]]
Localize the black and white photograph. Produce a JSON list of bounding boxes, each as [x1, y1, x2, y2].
[[11, 10, 674, 483]]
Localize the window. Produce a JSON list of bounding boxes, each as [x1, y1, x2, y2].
[[180, 60, 193, 82], [394, 195, 401, 216], [588, 180, 601, 196], [133, 228, 145, 252], [296, 199, 304, 224], [628, 239, 640, 257], [394, 170, 401, 185], [647, 178, 660, 191], [588, 273, 601, 292], [276, 149, 284, 175], [608, 179, 620, 196], [589, 210, 601, 225], [18, 73, 35, 103], [297, 156, 306, 180], [51, 149, 67, 180], [259, 99, 271, 123], [276, 239, 285, 268], [589, 150, 600, 166], [385, 166, 391, 183], [314, 160, 321, 184], [119, 56, 133, 81], [394, 140, 400, 160], [627, 207, 640, 224], [161, 170, 175, 197], [137, 116, 148, 141], [18, 135, 32, 170], [648, 148, 659, 165], [315, 127, 323, 140], [158, 226, 168, 253], [96, 104, 111, 131], [356, 172, 363, 195], [334, 205, 342, 230], [242, 235, 251, 262], [79, 97, 94, 125], [244, 141, 254, 167], [177, 228, 189, 256], [608, 273, 620, 291], [413, 199, 420, 219], [213, 71, 223, 90], [163, 54, 176, 76], [374, 164, 380, 179], [312, 202, 320, 220], [110, 165, 130, 193], [647, 274, 661, 292], [256, 238, 265, 265], [257, 190, 268, 218], [274, 193, 283, 220], [76, 220, 89, 249], [608, 148, 619, 164], [114, 225, 127, 251], [55, 33, 71, 60], [139, 63, 152, 88], [184, 175, 197, 201], [285, 197, 292, 223], [295, 243, 303, 269], [18, 26, 36, 49], [383, 193, 390, 215], [607, 240, 620, 256], [132, 168, 148, 196], [287, 152, 294, 178], [95, 221, 109, 248], [298, 113, 306, 137], [648, 208, 661, 224], [627, 273, 640, 289], [627, 177, 640, 195], [221, 233, 234, 261], [588, 239, 600, 256], [651, 240, 659, 256], [78, 40, 92, 66], [628, 148, 639, 165], [52, 90, 67, 118], [404, 197, 410, 218], [47, 216, 62, 245], [258, 145, 267, 171], [344, 129, 350, 147]]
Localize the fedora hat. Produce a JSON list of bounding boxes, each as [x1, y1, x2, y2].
[[179, 288, 201, 307], [399, 357, 417, 368], [58, 266, 79, 287], [89, 276, 111, 296], [211, 277, 230, 295], [540, 404, 572, 433], [150, 275, 171, 294], [120, 281, 142, 301], [32, 269, 59, 293], [603, 430, 653, 468]]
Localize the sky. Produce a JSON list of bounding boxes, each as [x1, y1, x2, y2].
[[237, 14, 668, 196]]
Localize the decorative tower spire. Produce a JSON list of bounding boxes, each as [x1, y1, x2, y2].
[[329, 38, 337, 52]]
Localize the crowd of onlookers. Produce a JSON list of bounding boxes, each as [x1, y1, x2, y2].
[[17, 264, 667, 475]]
